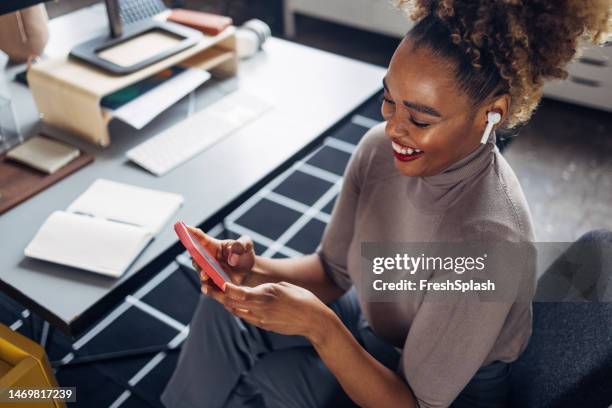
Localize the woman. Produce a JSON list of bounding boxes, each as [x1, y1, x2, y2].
[[162, 1, 610, 407]]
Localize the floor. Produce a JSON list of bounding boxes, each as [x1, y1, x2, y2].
[[503, 98, 612, 242], [2, 3, 610, 407]]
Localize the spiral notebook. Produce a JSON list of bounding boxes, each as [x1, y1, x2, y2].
[[25, 179, 183, 277]]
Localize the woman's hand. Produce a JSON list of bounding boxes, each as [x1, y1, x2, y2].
[[187, 226, 255, 293], [222, 281, 336, 343]]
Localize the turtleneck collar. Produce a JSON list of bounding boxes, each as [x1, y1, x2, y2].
[[408, 131, 497, 210]]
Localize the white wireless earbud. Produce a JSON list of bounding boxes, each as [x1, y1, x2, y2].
[[480, 111, 502, 144]]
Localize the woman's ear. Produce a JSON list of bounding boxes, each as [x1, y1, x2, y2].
[[487, 94, 511, 128], [472, 93, 510, 137]]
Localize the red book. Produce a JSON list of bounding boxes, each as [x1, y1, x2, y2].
[[167, 9, 233, 36]]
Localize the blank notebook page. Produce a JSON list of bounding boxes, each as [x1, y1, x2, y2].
[[25, 211, 152, 277], [67, 179, 183, 235]]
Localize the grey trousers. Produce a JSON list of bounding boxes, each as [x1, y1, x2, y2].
[[161, 288, 511, 408]]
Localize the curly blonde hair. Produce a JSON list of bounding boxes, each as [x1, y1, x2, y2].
[[394, 0, 612, 127]]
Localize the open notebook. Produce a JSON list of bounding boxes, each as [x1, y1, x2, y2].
[[25, 179, 183, 277]]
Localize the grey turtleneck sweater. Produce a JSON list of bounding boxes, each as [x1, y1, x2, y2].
[[317, 122, 535, 408]]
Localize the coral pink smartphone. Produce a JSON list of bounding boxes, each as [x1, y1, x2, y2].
[[174, 221, 230, 291]]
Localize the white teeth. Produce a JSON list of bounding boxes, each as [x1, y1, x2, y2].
[[392, 141, 421, 155], [391, 141, 405, 154]]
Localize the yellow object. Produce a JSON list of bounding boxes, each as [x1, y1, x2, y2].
[[0, 324, 65, 408]]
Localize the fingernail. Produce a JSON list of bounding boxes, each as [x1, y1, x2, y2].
[[229, 253, 239, 266], [202, 287, 208, 294]]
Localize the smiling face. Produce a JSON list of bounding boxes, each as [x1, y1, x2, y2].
[[382, 37, 495, 177]]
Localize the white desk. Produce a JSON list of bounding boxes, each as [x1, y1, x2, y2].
[[0, 4, 386, 336]]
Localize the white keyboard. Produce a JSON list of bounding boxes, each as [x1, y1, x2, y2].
[[127, 91, 272, 176]]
